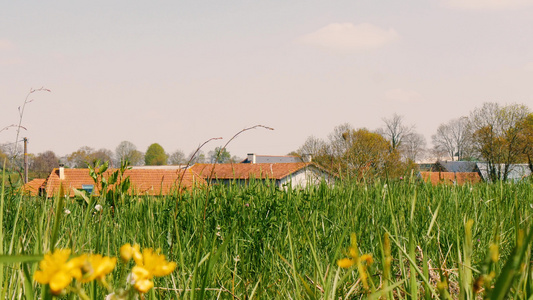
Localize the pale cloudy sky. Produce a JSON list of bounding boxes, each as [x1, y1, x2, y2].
[[1, 1, 533, 158]]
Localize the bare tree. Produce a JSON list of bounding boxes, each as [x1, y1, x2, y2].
[[169, 149, 186, 165], [31, 150, 59, 178], [328, 123, 353, 159], [92, 148, 114, 167], [297, 135, 326, 157], [400, 132, 427, 162], [431, 116, 472, 161], [115, 141, 144, 166], [380, 114, 413, 151], [68, 146, 114, 168], [188, 150, 206, 164]]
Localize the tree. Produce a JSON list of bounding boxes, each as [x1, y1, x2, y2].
[[67, 146, 94, 168], [67, 146, 114, 168], [145, 143, 168, 165], [432, 116, 473, 161], [380, 114, 413, 151], [115, 141, 144, 166], [328, 123, 354, 160], [297, 124, 413, 181], [296, 135, 331, 167], [517, 113, 533, 172], [208, 147, 231, 163], [92, 149, 114, 167], [169, 149, 186, 165], [469, 102, 530, 181], [400, 132, 427, 162], [297, 135, 327, 157], [31, 150, 58, 178], [188, 150, 206, 164], [341, 128, 410, 180], [0, 146, 10, 170]]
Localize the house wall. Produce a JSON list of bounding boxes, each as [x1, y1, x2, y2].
[[278, 167, 333, 188]]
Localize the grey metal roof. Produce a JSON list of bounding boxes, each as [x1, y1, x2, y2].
[[241, 155, 303, 164], [437, 161, 478, 173], [476, 163, 531, 182]]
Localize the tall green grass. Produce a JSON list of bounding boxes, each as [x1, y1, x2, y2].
[[1, 177, 533, 299]]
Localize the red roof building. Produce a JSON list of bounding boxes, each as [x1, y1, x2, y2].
[[39, 167, 205, 197], [420, 172, 481, 185], [191, 162, 334, 187]]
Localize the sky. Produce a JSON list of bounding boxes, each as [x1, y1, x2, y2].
[[1, 0, 533, 159]]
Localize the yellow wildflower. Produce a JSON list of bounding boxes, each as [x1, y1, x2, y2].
[[489, 243, 499, 263], [34, 249, 87, 295], [81, 254, 117, 283], [337, 234, 373, 290], [337, 258, 354, 268], [130, 247, 176, 293], [120, 243, 142, 262], [132, 265, 154, 293], [360, 254, 373, 265]]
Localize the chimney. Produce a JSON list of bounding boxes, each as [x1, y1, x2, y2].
[[247, 153, 256, 164], [302, 154, 312, 163], [59, 164, 65, 180]]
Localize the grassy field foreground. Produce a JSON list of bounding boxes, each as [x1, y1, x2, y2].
[[1, 177, 533, 299]]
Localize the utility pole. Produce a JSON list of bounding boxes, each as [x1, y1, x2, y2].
[[23, 137, 28, 184]]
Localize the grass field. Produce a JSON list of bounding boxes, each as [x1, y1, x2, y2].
[[1, 175, 533, 299]]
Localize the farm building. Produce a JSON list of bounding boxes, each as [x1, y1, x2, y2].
[[433, 161, 479, 173], [34, 166, 205, 197], [22, 178, 46, 196], [476, 163, 531, 182], [191, 162, 334, 188], [419, 171, 482, 185], [241, 153, 311, 164], [419, 161, 533, 184]]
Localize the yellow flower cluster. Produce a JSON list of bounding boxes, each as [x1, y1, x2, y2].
[[337, 233, 373, 290], [120, 243, 177, 293], [34, 249, 116, 295], [34, 243, 175, 296]]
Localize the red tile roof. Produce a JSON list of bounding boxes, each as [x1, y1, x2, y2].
[[41, 168, 205, 197], [22, 178, 46, 196], [420, 172, 481, 185], [191, 163, 313, 180]]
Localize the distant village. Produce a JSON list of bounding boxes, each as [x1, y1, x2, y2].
[[2, 101, 533, 197]]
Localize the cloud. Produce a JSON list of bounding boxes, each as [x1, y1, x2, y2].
[[0, 39, 15, 51], [384, 89, 423, 103], [442, 0, 533, 10], [297, 23, 400, 52]]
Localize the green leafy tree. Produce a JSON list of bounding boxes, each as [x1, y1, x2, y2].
[[145, 143, 168, 165], [297, 125, 413, 181], [208, 147, 231, 163]]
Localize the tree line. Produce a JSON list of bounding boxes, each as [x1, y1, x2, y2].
[[2, 102, 532, 182], [0, 141, 241, 179], [295, 102, 533, 181]]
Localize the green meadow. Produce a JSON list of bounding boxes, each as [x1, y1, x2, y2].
[[1, 175, 533, 299]]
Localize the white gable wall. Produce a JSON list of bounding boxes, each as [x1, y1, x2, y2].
[[278, 166, 333, 188]]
